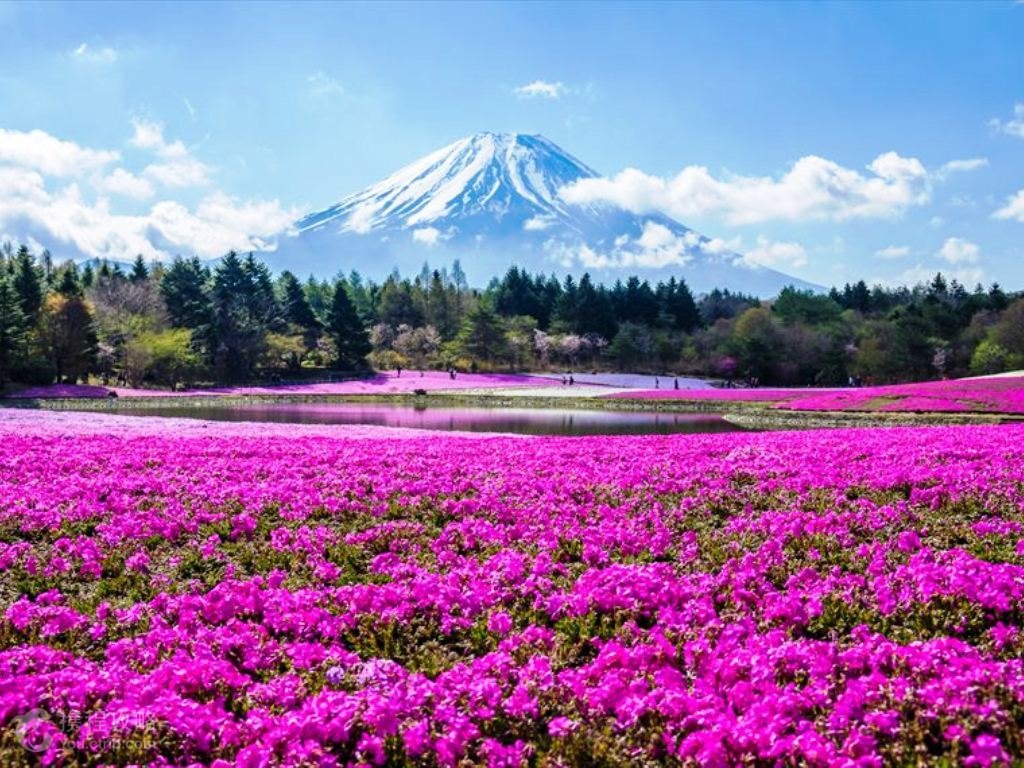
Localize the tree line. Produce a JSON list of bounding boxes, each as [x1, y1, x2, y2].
[[0, 240, 1021, 390]]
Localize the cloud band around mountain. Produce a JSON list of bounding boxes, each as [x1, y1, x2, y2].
[[558, 152, 986, 225]]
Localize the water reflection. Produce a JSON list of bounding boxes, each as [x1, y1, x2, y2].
[[116, 402, 747, 436]]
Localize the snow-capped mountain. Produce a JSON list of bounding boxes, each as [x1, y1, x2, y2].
[[271, 132, 817, 295]]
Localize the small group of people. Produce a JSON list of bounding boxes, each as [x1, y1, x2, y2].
[[652, 376, 682, 390], [722, 376, 760, 389], [560, 373, 575, 386], [395, 366, 426, 378]]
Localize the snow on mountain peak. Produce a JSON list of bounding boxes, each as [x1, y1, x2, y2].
[[277, 133, 820, 295], [296, 132, 599, 235]]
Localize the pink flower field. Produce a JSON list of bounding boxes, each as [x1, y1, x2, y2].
[[780, 376, 1024, 414], [609, 375, 1024, 415], [5, 372, 551, 400], [2, 409, 1024, 766], [609, 388, 814, 403]]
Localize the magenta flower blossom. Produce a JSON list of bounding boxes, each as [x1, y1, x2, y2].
[[1, 408, 1024, 765]]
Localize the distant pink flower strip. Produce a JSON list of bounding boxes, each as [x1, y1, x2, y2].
[[6, 372, 551, 399], [609, 375, 1024, 414]]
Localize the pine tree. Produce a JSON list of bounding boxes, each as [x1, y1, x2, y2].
[[161, 257, 212, 330], [55, 266, 82, 297], [12, 246, 42, 323], [130, 254, 150, 283], [0, 273, 28, 387], [242, 253, 282, 330], [278, 271, 319, 330], [326, 282, 371, 369], [456, 301, 507, 364], [81, 263, 95, 289], [210, 251, 264, 381]]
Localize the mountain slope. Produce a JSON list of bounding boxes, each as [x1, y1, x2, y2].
[[271, 132, 818, 295]]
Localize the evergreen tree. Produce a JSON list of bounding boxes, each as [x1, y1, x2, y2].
[[552, 275, 579, 331], [161, 257, 212, 330], [451, 259, 468, 291], [55, 265, 82, 297], [326, 282, 371, 369], [456, 301, 507, 364], [426, 270, 458, 340], [243, 253, 282, 331], [210, 251, 265, 381], [0, 273, 28, 387], [12, 246, 42, 322], [575, 274, 617, 339], [377, 276, 424, 327], [37, 293, 96, 382], [130, 254, 149, 283], [658, 277, 701, 332], [303, 276, 335, 323], [278, 271, 319, 330]]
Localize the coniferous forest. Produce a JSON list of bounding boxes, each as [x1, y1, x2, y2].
[[0, 240, 1021, 390]]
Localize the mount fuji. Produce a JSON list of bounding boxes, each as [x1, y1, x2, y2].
[[269, 132, 818, 295]]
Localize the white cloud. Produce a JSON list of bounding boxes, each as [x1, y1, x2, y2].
[[307, 71, 345, 99], [412, 226, 455, 247], [130, 118, 168, 153], [874, 245, 910, 259], [143, 157, 210, 188], [93, 168, 154, 200], [523, 214, 555, 231], [623, 221, 695, 268], [545, 229, 811, 273], [993, 189, 1024, 222], [937, 237, 980, 264], [545, 222, 701, 270], [130, 117, 210, 187], [513, 80, 566, 99], [71, 43, 118, 64], [560, 151, 932, 225], [703, 235, 743, 256], [344, 204, 375, 235], [740, 236, 808, 269], [0, 125, 297, 261], [937, 157, 988, 177], [899, 263, 984, 288], [989, 103, 1024, 139], [0, 128, 119, 176]]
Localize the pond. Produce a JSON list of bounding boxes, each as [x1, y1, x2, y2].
[[111, 402, 748, 436]]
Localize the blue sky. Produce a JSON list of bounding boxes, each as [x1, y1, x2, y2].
[[0, 0, 1022, 288]]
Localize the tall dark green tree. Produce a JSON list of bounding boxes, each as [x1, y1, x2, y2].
[[0, 274, 28, 387], [326, 282, 371, 369], [55, 265, 82, 297], [658, 277, 701, 332], [575, 274, 617, 339], [377, 276, 424, 328], [243, 253, 283, 331], [278, 271, 319, 330], [12, 246, 42, 323], [161, 257, 212, 330], [130, 255, 149, 283], [456, 301, 507, 364], [210, 251, 265, 381]]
